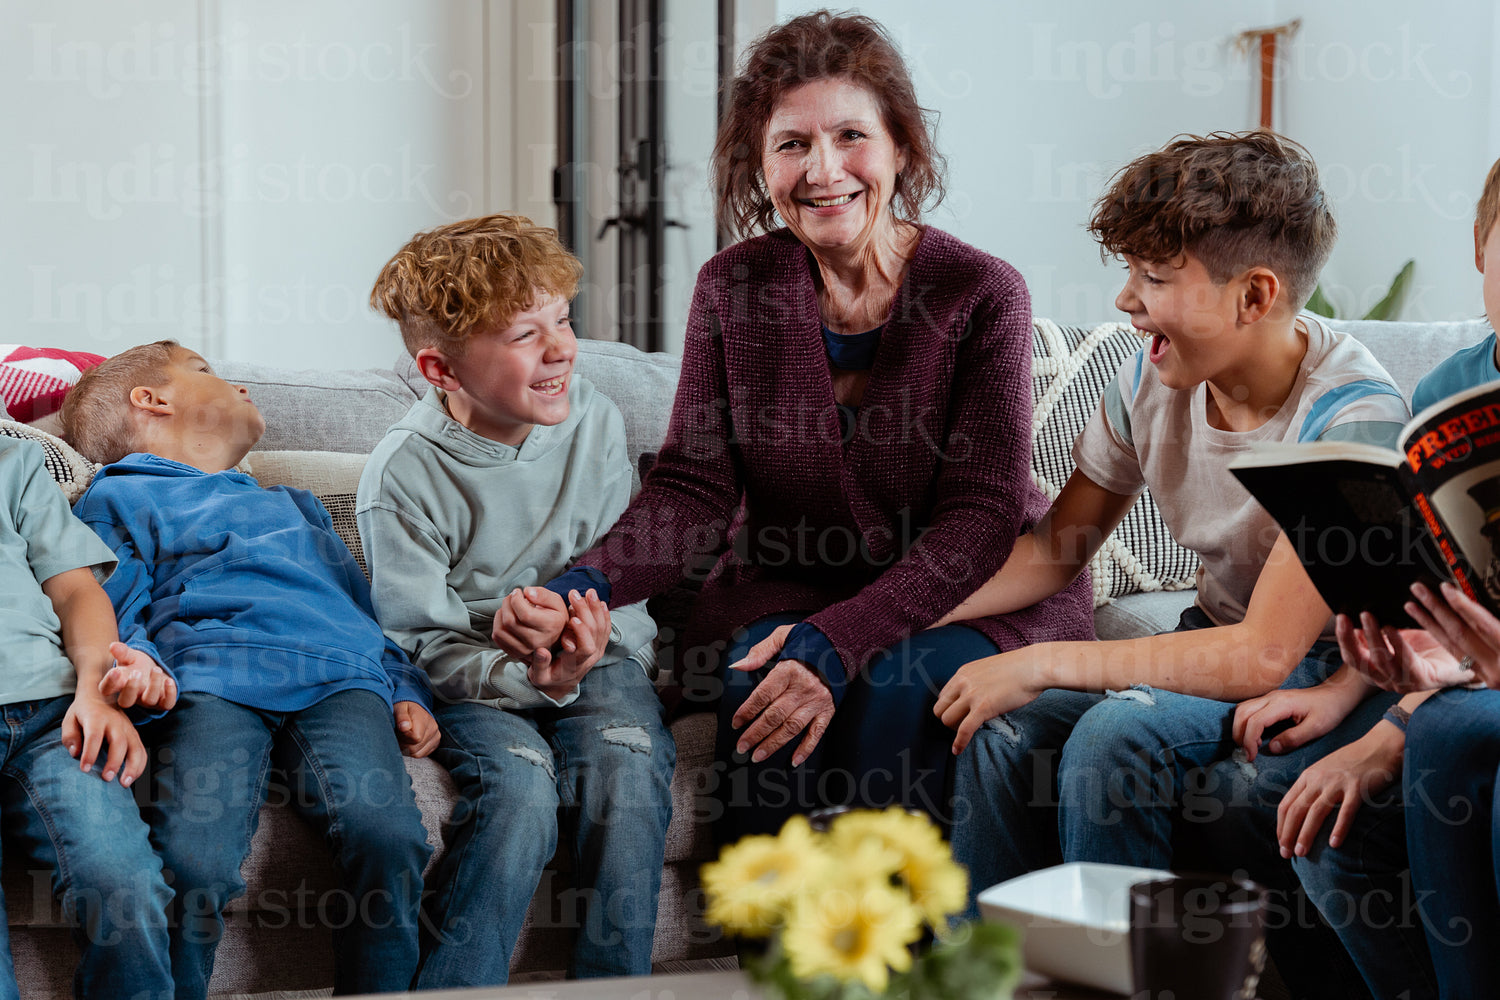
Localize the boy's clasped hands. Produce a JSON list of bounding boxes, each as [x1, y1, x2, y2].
[[492, 587, 612, 698]]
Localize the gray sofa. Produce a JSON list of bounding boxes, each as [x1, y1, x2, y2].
[[5, 316, 1491, 997]]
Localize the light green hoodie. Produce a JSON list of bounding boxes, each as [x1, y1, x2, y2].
[[356, 377, 656, 710]]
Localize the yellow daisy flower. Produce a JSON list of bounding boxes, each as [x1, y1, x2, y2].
[[701, 815, 830, 936], [826, 809, 969, 928], [782, 881, 923, 993]]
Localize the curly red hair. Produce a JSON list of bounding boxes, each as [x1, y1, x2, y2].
[[371, 213, 582, 357]]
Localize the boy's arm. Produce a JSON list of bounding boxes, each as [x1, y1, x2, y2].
[[358, 499, 581, 710], [935, 470, 1138, 625], [40, 567, 148, 785], [72, 503, 171, 693], [937, 531, 1330, 752]]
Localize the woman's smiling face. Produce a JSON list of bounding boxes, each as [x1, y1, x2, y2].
[[762, 76, 908, 255]]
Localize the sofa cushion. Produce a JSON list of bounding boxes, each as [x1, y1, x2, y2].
[[1326, 317, 1491, 401], [1030, 320, 1200, 606]]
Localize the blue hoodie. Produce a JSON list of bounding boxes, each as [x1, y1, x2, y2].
[[72, 453, 432, 714]]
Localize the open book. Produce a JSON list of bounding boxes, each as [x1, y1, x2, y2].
[[1229, 380, 1500, 626]]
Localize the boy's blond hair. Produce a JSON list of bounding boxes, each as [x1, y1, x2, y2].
[[1089, 130, 1336, 311], [1478, 158, 1500, 248], [370, 213, 582, 358], [61, 340, 178, 465]]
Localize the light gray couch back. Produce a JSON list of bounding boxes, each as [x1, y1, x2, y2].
[[216, 317, 1493, 468], [215, 338, 681, 461]]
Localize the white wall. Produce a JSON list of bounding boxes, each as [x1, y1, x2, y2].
[[3, 0, 211, 358], [3, 0, 554, 370], [5, 2, 1496, 370], [774, 0, 1498, 327]]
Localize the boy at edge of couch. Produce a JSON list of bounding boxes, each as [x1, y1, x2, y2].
[[1217, 155, 1500, 1000], [61, 342, 438, 1000], [930, 131, 1410, 1000], [0, 431, 178, 999], [357, 213, 674, 987]]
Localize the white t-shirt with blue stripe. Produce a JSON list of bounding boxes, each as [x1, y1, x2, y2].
[[1072, 315, 1409, 632]]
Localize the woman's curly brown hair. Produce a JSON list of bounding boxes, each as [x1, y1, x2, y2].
[[371, 213, 582, 358], [1089, 130, 1336, 309], [713, 9, 946, 238]]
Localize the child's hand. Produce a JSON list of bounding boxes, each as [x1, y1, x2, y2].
[[61, 696, 147, 787], [1275, 723, 1403, 858], [492, 588, 569, 664], [394, 701, 440, 758], [98, 642, 178, 711], [1232, 682, 1359, 762], [528, 589, 610, 699], [934, 650, 1049, 755]]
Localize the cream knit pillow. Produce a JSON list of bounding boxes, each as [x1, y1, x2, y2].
[[1030, 319, 1199, 607]]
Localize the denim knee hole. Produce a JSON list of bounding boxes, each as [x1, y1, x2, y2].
[[1104, 685, 1156, 706], [981, 716, 1021, 746], [599, 724, 652, 754], [506, 746, 556, 781]]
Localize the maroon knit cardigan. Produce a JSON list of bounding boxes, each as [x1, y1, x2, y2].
[[580, 227, 1095, 680]]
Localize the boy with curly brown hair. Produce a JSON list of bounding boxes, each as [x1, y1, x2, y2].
[[939, 131, 1410, 996], [358, 213, 673, 987]]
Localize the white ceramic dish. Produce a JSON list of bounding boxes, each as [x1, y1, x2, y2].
[[977, 861, 1174, 994]]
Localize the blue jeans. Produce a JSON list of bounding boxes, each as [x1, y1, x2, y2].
[[715, 614, 999, 842], [1055, 632, 1347, 870], [1058, 609, 1389, 1000], [1405, 687, 1500, 997], [949, 687, 1102, 910], [951, 607, 1377, 998], [0, 695, 172, 1000], [418, 659, 674, 987], [138, 691, 429, 999]]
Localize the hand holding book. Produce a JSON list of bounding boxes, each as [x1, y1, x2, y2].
[[1332, 607, 1472, 692], [1401, 581, 1500, 690]]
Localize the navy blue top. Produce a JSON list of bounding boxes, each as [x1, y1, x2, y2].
[[823, 323, 884, 370]]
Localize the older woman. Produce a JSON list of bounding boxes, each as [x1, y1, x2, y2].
[[545, 10, 1093, 836]]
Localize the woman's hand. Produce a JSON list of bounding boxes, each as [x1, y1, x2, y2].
[[1336, 607, 1472, 692], [1405, 581, 1500, 689], [728, 625, 794, 673], [729, 658, 834, 768], [1275, 722, 1404, 858]]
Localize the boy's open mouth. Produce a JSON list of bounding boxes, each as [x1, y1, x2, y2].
[[1148, 333, 1170, 364], [798, 191, 859, 208], [530, 375, 567, 396]]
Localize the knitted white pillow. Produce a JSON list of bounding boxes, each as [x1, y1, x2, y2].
[[0, 419, 98, 503], [1029, 319, 1200, 607]]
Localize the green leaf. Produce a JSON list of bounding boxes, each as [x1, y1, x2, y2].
[[1361, 259, 1415, 321], [904, 921, 1024, 1000], [1305, 283, 1338, 319]]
